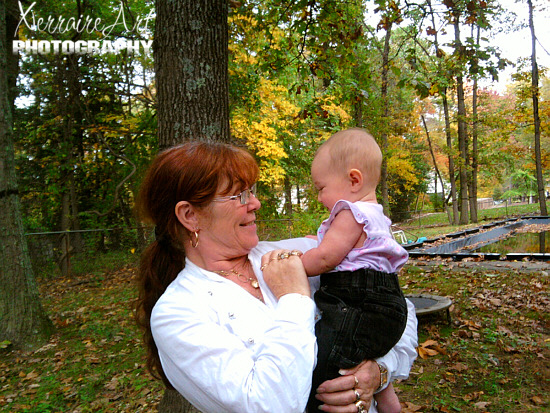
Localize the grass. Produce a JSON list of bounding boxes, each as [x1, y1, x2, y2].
[[1, 204, 549, 412]]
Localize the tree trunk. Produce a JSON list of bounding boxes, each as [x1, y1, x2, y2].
[[69, 169, 85, 253], [442, 92, 459, 225], [154, 0, 230, 148], [379, 22, 392, 216], [421, 115, 452, 224], [154, 1, 231, 410], [468, 25, 480, 223], [353, 93, 363, 128], [0, 0, 54, 351], [453, 14, 469, 225], [59, 191, 72, 277], [527, 0, 547, 215], [427, 0, 457, 224], [284, 174, 293, 216], [469, 93, 478, 222], [158, 388, 202, 413]]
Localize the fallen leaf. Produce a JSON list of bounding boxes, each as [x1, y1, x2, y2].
[[530, 395, 545, 405], [488, 298, 501, 306], [474, 401, 490, 409], [450, 362, 468, 372], [401, 401, 423, 412]]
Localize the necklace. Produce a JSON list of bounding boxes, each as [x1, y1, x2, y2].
[[212, 260, 263, 302], [213, 268, 260, 289]]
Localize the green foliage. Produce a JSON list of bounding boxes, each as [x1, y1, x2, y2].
[[13, 0, 549, 237], [290, 209, 329, 238], [430, 192, 445, 212], [14, 0, 157, 235]]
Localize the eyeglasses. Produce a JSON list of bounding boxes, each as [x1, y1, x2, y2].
[[212, 184, 257, 205]]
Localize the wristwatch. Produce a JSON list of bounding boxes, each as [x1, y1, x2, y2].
[[375, 362, 388, 393]]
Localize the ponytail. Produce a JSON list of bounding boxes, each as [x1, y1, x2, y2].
[[134, 142, 259, 387], [135, 239, 184, 388]]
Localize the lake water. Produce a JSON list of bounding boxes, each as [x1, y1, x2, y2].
[[474, 231, 550, 255]]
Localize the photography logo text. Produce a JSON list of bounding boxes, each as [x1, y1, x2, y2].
[[13, 1, 154, 55]]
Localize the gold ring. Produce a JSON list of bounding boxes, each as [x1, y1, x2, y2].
[[290, 250, 303, 257], [355, 400, 367, 413], [354, 375, 359, 387], [278, 252, 290, 260], [354, 389, 361, 402], [260, 258, 276, 271]]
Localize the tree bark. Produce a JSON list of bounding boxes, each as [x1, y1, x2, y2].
[[284, 174, 293, 216], [421, 115, 452, 224], [153, 1, 230, 410], [452, 13, 469, 225], [66, 52, 85, 253], [527, 0, 547, 215], [0, 0, 54, 351], [468, 24, 480, 223], [154, 0, 230, 148], [158, 388, 202, 413], [469, 85, 479, 221], [442, 92, 459, 225], [379, 21, 392, 216], [427, 0, 458, 225], [59, 191, 72, 277]]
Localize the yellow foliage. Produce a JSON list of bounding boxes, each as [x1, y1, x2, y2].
[[387, 149, 419, 196], [229, 47, 258, 67], [232, 78, 301, 185], [266, 27, 285, 51], [229, 15, 257, 29], [321, 102, 351, 123]]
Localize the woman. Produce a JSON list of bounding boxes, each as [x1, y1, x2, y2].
[[135, 141, 417, 412]]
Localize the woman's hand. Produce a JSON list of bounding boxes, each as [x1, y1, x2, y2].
[[261, 249, 310, 299], [314, 360, 381, 412]]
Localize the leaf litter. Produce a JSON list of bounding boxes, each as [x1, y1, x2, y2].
[[0, 261, 548, 412]]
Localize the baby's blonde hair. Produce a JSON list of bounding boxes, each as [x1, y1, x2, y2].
[[318, 128, 382, 189]]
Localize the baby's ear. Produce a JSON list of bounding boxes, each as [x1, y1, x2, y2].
[[349, 168, 363, 191]]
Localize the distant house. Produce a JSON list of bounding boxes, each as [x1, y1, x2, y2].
[[477, 198, 495, 210]]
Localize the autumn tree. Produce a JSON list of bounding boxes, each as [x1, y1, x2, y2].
[[527, 0, 547, 215], [0, 0, 54, 351]]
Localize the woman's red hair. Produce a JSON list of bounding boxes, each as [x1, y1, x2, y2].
[[134, 141, 258, 387]]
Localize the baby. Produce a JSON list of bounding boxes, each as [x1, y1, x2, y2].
[[303, 128, 408, 413]]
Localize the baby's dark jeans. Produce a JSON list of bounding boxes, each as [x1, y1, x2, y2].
[[307, 268, 407, 411]]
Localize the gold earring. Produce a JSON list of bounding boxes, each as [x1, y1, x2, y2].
[[190, 230, 199, 248]]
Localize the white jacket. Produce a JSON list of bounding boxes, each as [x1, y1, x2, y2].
[[151, 238, 418, 412]]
